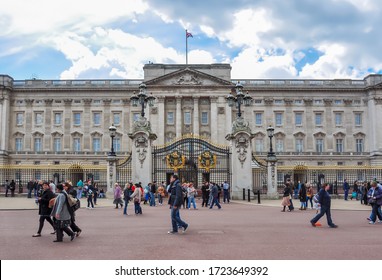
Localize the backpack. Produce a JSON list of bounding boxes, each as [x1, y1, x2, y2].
[[67, 195, 81, 211]]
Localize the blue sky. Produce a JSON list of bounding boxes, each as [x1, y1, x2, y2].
[[0, 0, 381, 80]]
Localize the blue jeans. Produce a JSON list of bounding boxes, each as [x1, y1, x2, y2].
[[134, 202, 142, 214], [123, 201, 129, 215], [188, 197, 196, 209], [210, 197, 221, 209], [149, 192, 156, 206], [171, 206, 187, 232], [370, 204, 382, 222], [310, 205, 335, 226], [223, 189, 230, 203], [77, 189, 83, 199]]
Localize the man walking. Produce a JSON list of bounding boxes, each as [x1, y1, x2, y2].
[[343, 179, 350, 201], [209, 183, 222, 209], [168, 175, 189, 234], [310, 183, 338, 228]]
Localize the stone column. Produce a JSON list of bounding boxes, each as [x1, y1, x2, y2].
[[176, 97, 182, 138], [44, 99, 53, 151], [128, 117, 157, 186], [156, 97, 165, 145], [24, 99, 34, 151], [266, 155, 278, 198], [226, 117, 254, 199], [106, 155, 118, 197], [63, 99, 72, 150], [193, 97, 199, 136], [210, 97, 218, 142], [0, 76, 12, 154], [368, 97, 382, 165]]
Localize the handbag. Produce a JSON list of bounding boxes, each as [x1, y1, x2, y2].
[[368, 197, 376, 204]]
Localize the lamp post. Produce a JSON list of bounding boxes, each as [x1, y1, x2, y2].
[[108, 124, 117, 157], [130, 83, 156, 117], [266, 125, 275, 157], [226, 82, 253, 118]]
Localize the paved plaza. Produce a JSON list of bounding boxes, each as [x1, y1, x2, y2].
[[0, 196, 381, 260]]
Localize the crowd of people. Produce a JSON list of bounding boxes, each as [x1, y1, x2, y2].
[[281, 178, 382, 227]]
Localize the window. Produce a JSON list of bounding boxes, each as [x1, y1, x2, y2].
[[336, 139, 344, 153], [73, 113, 81, 126], [255, 113, 262, 126], [16, 113, 23, 125], [335, 113, 342, 126], [274, 100, 283, 104], [113, 113, 121, 125], [93, 138, 101, 152], [35, 112, 43, 125], [15, 138, 23, 151], [335, 100, 342, 105], [184, 112, 191, 125], [315, 113, 322, 126], [296, 139, 303, 153], [355, 113, 362, 126], [314, 100, 323, 105], [316, 139, 324, 153], [53, 138, 61, 152], [275, 113, 283, 126], [73, 138, 81, 152], [167, 112, 174, 125], [54, 113, 62, 125], [255, 139, 263, 152], [201, 112, 208, 125], [276, 139, 284, 152], [114, 137, 121, 152], [93, 112, 101, 126], [295, 112, 303, 126], [295, 100, 302, 104], [34, 138, 42, 152], [356, 139, 364, 153]]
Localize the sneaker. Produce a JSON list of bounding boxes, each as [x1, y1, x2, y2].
[[167, 231, 178, 234], [76, 230, 82, 237], [378, 220, 382, 223], [367, 217, 371, 221], [70, 233, 76, 241], [310, 221, 316, 227], [369, 221, 375, 224], [183, 224, 189, 233], [32, 233, 41, 237], [50, 231, 56, 235], [329, 224, 338, 228]]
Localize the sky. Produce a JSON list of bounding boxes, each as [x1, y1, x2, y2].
[[0, 0, 381, 81]]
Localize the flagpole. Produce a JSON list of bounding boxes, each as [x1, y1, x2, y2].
[[186, 29, 188, 65]]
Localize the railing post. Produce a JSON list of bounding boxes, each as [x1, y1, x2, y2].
[[257, 190, 261, 204], [248, 188, 251, 202], [243, 188, 245, 200]]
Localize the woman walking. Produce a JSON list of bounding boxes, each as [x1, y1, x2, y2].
[[187, 182, 197, 209], [113, 183, 124, 209], [123, 183, 131, 215], [130, 183, 143, 215], [32, 181, 56, 237], [306, 184, 314, 209], [299, 182, 307, 210], [281, 181, 292, 212]]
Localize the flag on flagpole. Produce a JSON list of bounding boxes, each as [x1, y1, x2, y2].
[[186, 30, 193, 64]]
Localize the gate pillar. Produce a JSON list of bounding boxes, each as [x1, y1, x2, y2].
[[266, 155, 278, 198], [106, 156, 117, 197], [128, 116, 157, 187], [226, 117, 255, 199]]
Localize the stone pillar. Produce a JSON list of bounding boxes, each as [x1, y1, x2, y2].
[[0, 76, 12, 154], [266, 155, 278, 198], [128, 116, 157, 187], [156, 97, 165, 145], [44, 99, 53, 151], [193, 97, 199, 135], [176, 96, 182, 138], [63, 99, 72, 150], [210, 97, 218, 142], [24, 99, 34, 151], [226, 117, 254, 199], [106, 155, 118, 197]]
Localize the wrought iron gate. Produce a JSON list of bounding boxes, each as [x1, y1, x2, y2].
[[152, 135, 231, 188]]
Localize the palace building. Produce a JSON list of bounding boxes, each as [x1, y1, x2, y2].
[[1, 63, 382, 195]]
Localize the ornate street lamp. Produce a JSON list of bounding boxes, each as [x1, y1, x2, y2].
[[108, 124, 117, 156], [130, 83, 156, 117], [226, 82, 253, 118], [266, 125, 275, 157]]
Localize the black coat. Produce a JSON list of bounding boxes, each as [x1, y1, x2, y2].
[[318, 189, 331, 208], [169, 180, 183, 207], [38, 189, 55, 216]]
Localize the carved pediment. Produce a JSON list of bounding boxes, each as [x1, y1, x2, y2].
[[333, 132, 346, 138], [293, 131, 306, 138], [353, 132, 365, 138], [145, 68, 232, 87], [274, 132, 286, 138], [313, 131, 326, 138]]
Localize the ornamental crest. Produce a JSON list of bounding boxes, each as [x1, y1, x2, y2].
[[198, 150, 217, 172], [166, 150, 186, 172]]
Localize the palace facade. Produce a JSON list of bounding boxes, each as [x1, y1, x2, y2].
[[1, 63, 382, 191]]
